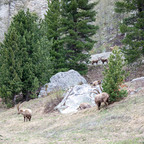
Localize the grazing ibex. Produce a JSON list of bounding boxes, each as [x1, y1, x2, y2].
[[17, 103, 32, 122], [78, 103, 91, 110], [92, 92, 109, 110], [90, 80, 101, 87]]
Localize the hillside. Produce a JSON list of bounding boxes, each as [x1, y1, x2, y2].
[[85, 64, 144, 83], [0, 0, 122, 52], [0, 0, 144, 143], [0, 83, 144, 144]]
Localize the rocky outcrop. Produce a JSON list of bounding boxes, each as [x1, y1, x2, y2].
[[0, 0, 48, 42], [38, 70, 87, 97], [55, 84, 102, 114], [0, 0, 122, 51], [90, 52, 112, 65], [93, 0, 124, 51], [131, 77, 144, 89], [126, 77, 144, 95]]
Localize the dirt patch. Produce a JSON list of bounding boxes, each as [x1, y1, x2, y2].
[[84, 65, 105, 83], [84, 64, 144, 83]]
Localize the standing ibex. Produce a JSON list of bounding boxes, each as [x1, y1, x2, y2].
[[92, 92, 109, 110], [91, 59, 99, 65], [101, 58, 108, 64], [17, 103, 32, 122]]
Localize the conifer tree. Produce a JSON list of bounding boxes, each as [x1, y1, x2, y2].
[[115, 0, 144, 63], [43, 0, 67, 73], [61, 0, 99, 74], [0, 10, 53, 106], [0, 27, 22, 106], [102, 47, 128, 102]]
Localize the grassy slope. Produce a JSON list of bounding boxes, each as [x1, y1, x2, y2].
[[0, 88, 144, 144]]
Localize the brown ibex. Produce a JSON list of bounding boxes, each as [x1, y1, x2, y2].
[[90, 80, 101, 87], [78, 103, 91, 110], [101, 58, 108, 64], [110, 46, 114, 51], [17, 103, 32, 122], [91, 59, 99, 65], [92, 92, 109, 110]]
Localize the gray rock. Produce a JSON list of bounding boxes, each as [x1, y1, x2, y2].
[[131, 77, 144, 89], [38, 70, 87, 97], [55, 84, 102, 114], [130, 91, 136, 95], [0, 0, 48, 42], [90, 50, 125, 65], [142, 60, 144, 64], [89, 52, 112, 65], [131, 77, 144, 82], [90, 52, 112, 61]]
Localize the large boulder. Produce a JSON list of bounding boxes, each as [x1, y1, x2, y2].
[[55, 84, 102, 114], [38, 70, 87, 97], [127, 77, 144, 95], [131, 77, 144, 89]]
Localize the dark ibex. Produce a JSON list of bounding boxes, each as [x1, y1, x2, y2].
[[101, 58, 108, 64], [91, 59, 99, 65]]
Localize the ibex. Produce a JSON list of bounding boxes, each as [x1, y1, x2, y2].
[[101, 58, 108, 64], [78, 103, 91, 110], [90, 80, 101, 87], [92, 92, 109, 110], [110, 46, 114, 51], [17, 103, 32, 122], [91, 59, 99, 65]]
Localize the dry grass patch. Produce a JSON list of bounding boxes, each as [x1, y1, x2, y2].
[[0, 88, 144, 144]]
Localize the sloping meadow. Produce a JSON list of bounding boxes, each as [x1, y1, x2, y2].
[[0, 84, 144, 144]]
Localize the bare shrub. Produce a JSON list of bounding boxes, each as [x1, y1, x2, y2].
[[44, 89, 64, 113]]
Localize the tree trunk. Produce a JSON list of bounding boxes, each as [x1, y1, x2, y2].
[[24, 92, 31, 101]]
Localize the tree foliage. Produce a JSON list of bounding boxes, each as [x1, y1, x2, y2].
[[0, 10, 53, 106], [43, 0, 67, 73], [44, 0, 98, 74], [115, 0, 144, 63], [60, 0, 99, 74], [102, 47, 128, 102]]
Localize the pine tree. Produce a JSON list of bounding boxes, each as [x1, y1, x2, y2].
[[102, 47, 128, 102], [0, 27, 23, 106], [61, 0, 99, 74], [0, 10, 53, 106], [43, 0, 67, 73], [115, 0, 144, 63]]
